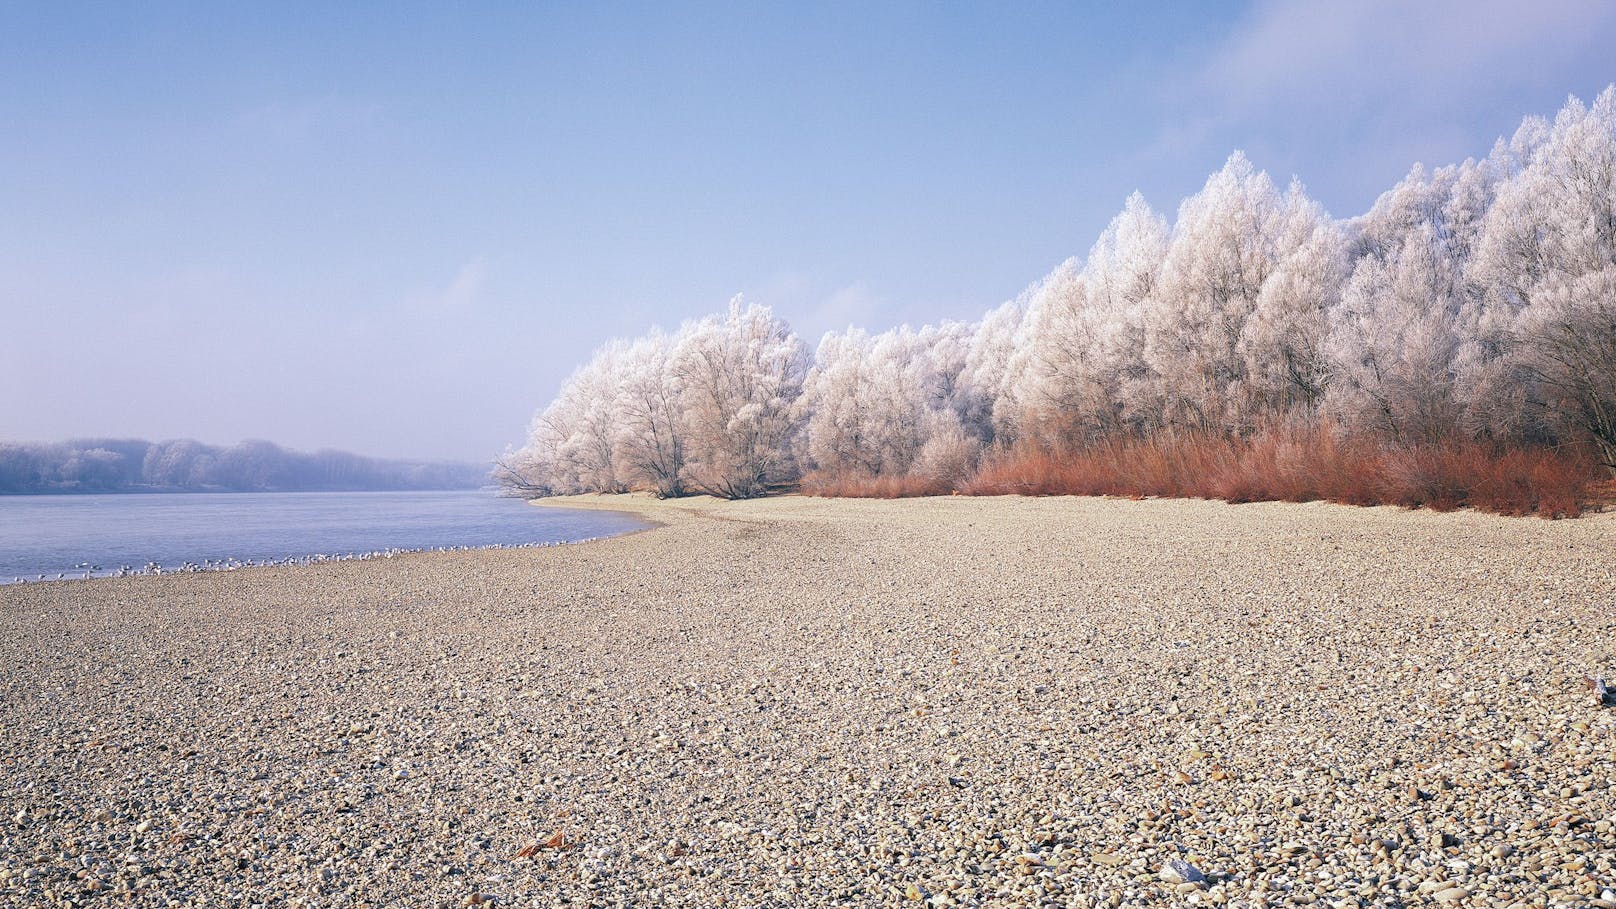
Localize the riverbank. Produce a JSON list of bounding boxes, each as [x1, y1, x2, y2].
[[3, 494, 1614, 907]]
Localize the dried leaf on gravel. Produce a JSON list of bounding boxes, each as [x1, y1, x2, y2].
[[514, 830, 571, 856]]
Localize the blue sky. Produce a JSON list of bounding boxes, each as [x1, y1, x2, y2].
[[3, 1, 1613, 461]]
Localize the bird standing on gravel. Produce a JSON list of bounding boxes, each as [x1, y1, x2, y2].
[[1585, 674, 1611, 706]]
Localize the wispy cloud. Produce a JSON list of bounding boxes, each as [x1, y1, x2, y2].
[[1201, 0, 1616, 113], [440, 258, 488, 309], [411, 257, 489, 313], [809, 283, 890, 337], [745, 272, 897, 343], [1140, 0, 1616, 213]]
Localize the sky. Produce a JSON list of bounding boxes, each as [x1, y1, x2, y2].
[[2, 1, 1614, 462]]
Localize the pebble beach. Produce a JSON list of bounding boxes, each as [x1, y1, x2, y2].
[[2, 493, 1614, 908]]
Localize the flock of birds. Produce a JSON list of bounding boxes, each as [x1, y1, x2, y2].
[[5, 537, 605, 585]]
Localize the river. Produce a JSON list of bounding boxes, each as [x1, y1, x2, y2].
[[0, 490, 644, 582]]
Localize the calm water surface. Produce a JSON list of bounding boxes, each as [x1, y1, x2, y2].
[[0, 490, 646, 582]]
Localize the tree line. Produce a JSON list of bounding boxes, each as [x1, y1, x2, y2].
[[0, 438, 487, 494], [501, 88, 1616, 503]]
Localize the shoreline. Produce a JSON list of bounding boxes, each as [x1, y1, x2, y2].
[[531, 493, 671, 536], [3, 495, 1614, 906], [0, 496, 652, 586], [1, 536, 620, 586]]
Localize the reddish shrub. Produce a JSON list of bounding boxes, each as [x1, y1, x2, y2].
[[1466, 445, 1600, 518], [955, 426, 1602, 518]]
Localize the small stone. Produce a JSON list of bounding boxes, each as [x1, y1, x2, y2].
[[1434, 887, 1470, 903]]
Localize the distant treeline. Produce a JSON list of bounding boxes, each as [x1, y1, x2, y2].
[[0, 438, 489, 494]]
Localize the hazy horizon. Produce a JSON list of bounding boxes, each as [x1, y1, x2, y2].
[[0, 433, 489, 467], [4, 1, 1614, 461]]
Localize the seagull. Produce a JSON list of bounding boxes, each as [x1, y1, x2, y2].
[[1586, 675, 1611, 706]]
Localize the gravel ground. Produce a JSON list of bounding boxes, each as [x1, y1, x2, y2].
[[2, 493, 1614, 909]]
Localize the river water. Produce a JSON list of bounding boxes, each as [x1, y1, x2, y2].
[[0, 490, 645, 583]]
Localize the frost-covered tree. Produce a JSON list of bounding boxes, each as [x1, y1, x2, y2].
[[1325, 227, 1471, 441], [862, 326, 948, 471], [957, 296, 1030, 444], [612, 332, 687, 497], [1476, 90, 1615, 307], [143, 439, 215, 487], [1013, 193, 1169, 445], [1006, 259, 1089, 444], [1140, 154, 1286, 431], [672, 298, 808, 498], [800, 323, 980, 479], [1510, 269, 1616, 469], [1237, 181, 1345, 421], [511, 341, 630, 496], [1323, 154, 1506, 442], [911, 409, 981, 485], [1474, 87, 1616, 468], [920, 320, 976, 417], [1083, 193, 1170, 435], [493, 439, 557, 497], [800, 328, 884, 476]]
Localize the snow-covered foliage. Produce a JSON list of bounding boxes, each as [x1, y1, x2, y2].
[[799, 322, 975, 479], [671, 299, 810, 499], [506, 88, 1616, 496]]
